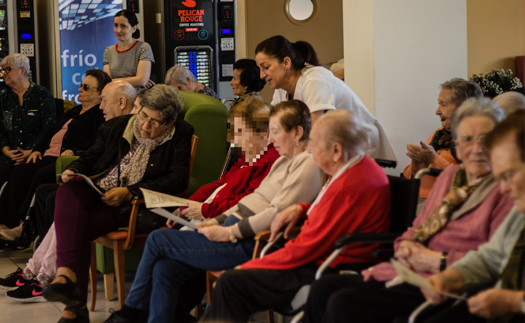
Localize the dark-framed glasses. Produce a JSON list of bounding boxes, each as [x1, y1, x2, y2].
[[138, 109, 166, 128], [79, 83, 98, 91], [1, 66, 17, 75]]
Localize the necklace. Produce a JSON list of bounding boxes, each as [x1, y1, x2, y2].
[[308, 153, 364, 215]]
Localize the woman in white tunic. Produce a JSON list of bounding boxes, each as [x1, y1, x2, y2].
[[255, 35, 396, 161]]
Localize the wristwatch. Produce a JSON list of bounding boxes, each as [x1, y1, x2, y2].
[[228, 226, 238, 243], [440, 252, 448, 272]]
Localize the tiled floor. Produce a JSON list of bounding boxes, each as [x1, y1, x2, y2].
[[0, 247, 119, 323]]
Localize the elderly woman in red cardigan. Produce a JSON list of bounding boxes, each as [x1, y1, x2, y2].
[[204, 108, 392, 323]]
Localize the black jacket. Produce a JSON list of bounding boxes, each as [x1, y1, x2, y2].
[[32, 104, 105, 155], [66, 114, 194, 198]]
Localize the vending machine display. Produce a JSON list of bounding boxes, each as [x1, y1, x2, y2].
[[0, 0, 8, 60], [175, 46, 213, 88]]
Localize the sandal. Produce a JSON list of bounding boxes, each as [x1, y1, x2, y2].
[[57, 306, 89, 323], [42, 274, 81, 306]]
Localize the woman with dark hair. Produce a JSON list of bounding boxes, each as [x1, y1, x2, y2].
[[103, 100, 323, 323], [40, 84, 193, 323], [255, 35, 396, 160], [229, 59, 266, 108], [103, 10, 155, 90], [0, 68, 111, 239]]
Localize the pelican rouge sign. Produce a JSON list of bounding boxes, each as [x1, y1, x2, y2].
[[172, 0, 214, 42]]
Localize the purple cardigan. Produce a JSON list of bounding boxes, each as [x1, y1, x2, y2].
[[363, 165, 514, 282]]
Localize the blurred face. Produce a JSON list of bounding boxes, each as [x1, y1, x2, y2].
[[78, 75, 101, 104], [230, 69, 247, 96], [100, 86, 122, 121], [308, 122, 335, 175], [455, 116, 495, 182], [491, 134, 525, 212], [1, 64, 25, 88], [233, 116, 268, 162], [255, 52, 288, 90], [114, 16, 137, 42], [138, 107, 174, 139], [435, 89, 457, 131], [131, 96, 142, 114], [169, 79, 192, 93], [268, 113, 298, 158]]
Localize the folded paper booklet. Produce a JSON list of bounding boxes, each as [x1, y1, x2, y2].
[[150, 208, 201, 230], [391, 258, 467, 300], [140, 188, 193, 208], [56, 173, 104, 195]]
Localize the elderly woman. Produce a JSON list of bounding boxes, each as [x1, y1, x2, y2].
[[229, 59, 266, 108], [165, 65, 218, 98], [175, 96, 280, 222], [492, 91, 525, 115], [301, 98, 514, 323], [255, 35, 395, 160], [404, 78, 482, 203], [104, 100, 323, 323], [0, 53, 56, 189], [40, 85, 193, 323], [204, 109, 391, 323], [0, 69, 110, 238]]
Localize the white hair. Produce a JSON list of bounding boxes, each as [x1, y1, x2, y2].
[[1, 54, 30, 77]]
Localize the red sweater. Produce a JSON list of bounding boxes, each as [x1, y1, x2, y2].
[[189, 144, 280, 218], [241, 156, 391, 270]]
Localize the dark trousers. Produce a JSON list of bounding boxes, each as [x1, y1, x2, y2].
[[0, 163, 13, 188], [54, 182, 119, 307], [416, 300, 525, 323], [34, 183, 59, 239], [0, 156, 56, 228], [303, 274, 426, 323]]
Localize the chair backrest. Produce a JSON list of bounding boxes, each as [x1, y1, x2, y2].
[[181, 91, 228, 196], [55, 156, 80, 183], [387, 175, 420, 233]]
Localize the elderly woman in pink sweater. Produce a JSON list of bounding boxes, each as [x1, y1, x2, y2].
[[301, 97, 515, 323]]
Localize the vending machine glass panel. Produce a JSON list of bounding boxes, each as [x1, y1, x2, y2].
[[175, 46, 213, 89]]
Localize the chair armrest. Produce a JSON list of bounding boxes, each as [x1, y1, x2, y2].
[[254, 230, 271, 242], [415, 168, 443, 179], [124, 199, 145, 249], [334, 233, 400, 248]]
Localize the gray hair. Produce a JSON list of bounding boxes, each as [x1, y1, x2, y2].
[[1, 54, 30, 77], [165, 65, 197, 85], [316, 110, 368, 162], [330, 59, 344, 73], [450, 97, 505, 139], [139, 84, 184, 121], [112, 81, 137, 108], [440, 78, 483, 107], [492, 91, 525, 116]]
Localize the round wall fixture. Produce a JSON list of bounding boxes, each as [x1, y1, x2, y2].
[[284, 0, 318, 25]]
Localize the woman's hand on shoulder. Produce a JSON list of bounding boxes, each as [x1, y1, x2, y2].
[[145, 79, 156, 88]]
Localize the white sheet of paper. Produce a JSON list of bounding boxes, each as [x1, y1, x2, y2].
[[150, 208, 201, 230], [391, 259, 467, 300], [57, 173, 104, 195], [140, 188, 193, 208]]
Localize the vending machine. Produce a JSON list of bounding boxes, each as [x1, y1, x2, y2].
[[0, 0, 39, 90], [163, 0, 236, 95]]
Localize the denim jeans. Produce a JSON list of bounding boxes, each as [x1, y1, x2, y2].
[[125, 216, 255, 323]]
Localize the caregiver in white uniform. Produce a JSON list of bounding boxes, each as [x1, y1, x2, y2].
[[255, 35, 396, 161]]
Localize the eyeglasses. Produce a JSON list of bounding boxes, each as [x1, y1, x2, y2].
[[138, 109, 166, 128], [79, 83, 98, 91], [457, 134, 487, 148], [1, 66, 17, 75]]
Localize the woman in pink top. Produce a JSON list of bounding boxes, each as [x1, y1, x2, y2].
[[302, 98, 514, 323], [404, 78, 482, 203]]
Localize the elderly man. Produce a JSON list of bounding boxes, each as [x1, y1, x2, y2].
[[100, 80, 136, 121], [420, 109, 525, 323], [0, 53, 56, 188], [203, 110, 391, 323], [165, 65, 218, 99]]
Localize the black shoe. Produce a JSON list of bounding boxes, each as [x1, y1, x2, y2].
[[103, 309, 135, 323], [42, 274, 81, 306], [0, 267, 28, 291], [58, 306, 89, 323], [5, 279, 46, 302]]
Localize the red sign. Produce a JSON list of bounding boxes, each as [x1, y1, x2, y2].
[[181, 0, 196, 8], [178, 9, 205, 22], [185, 27, 198, 32]]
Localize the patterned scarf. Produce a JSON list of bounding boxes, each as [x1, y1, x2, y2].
[[97, 118, 172, 190], [500, 225, 525, 291], [412, 166, 489, 243]]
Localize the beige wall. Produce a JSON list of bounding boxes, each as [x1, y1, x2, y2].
[[245, 0, 344, 102], [467, 0, 525, 76]]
